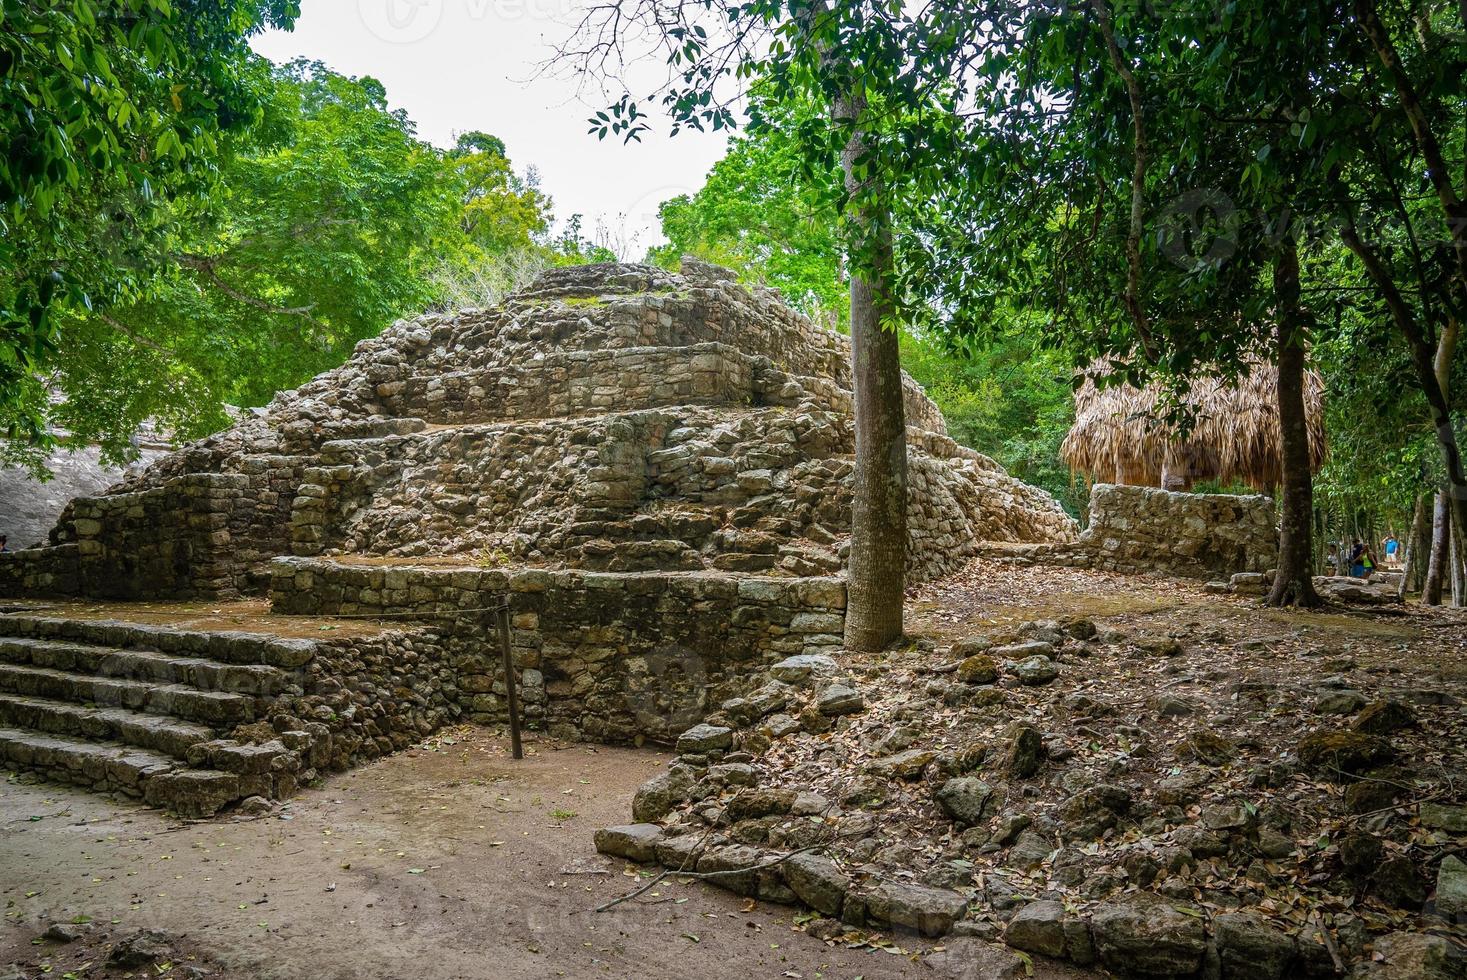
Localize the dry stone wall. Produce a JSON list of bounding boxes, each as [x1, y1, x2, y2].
[[979, 484, 1278, 578], [269, 557, 847, 744]]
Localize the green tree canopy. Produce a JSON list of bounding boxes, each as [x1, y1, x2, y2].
[[1, 0, 301, 436], [13, 59, 553, 471]]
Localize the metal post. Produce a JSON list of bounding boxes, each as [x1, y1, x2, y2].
[[496, 602, 523, 760]]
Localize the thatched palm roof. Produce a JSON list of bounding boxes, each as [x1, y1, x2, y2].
[[1061, 362, 1326, 491]]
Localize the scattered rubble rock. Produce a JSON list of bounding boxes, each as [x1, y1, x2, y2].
[[1212, 911, 1294, 980], [1002, 899, 1067, 958], [1152, 695, 1194, 717], [676, 724, 734, 754], [1373, 855, 1427, 909], [865, 881, 969, 937], [924, 939, 1026, 979], [1352, 699, 1416, 735], [770, 655, 838, 685], [783, 853, 848, 916], [1295, 730, 1393, 775], [1176, 728, 1236, 765], [935, 777, 995, 826], [866, 749, 937, 780], [631, 766, 696, 822], [1420, 802, 1467, 834], [957, 654, 999, 684], [108, 930, 175, 968], [993, 640, 1056, 661], [1002, 725, 1046, 778], [816, 684, 865, 717], [1313, 690, 1368, 715], [1370, 931, 1467, 980], [40, 922, 86, 943], [593, 824, 664, 864], [1433, 854, 1467, 920], [725, 788, 797, 821], [1010, 656, 1059, 686]]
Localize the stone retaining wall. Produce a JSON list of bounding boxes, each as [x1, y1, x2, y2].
[[268, 557, 847, 744], [978, 484, 1278, 579]]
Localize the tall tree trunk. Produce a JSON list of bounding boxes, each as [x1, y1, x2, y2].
[[1425, 492, 1449, 606], [836, 90, 907, 652], [1452, 515, 1465, 606], [1399, 493, 1429, 598], [1268, 242, 1322, 608]]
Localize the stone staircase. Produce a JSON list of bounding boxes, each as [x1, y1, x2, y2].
[[0, 613, 317, 817]]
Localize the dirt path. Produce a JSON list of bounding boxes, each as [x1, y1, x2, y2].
[[1, 731, 1044, 980]]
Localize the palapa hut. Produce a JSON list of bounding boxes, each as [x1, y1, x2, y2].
[[1060, 362, 1326, 494]]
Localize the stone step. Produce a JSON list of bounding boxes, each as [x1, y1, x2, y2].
[[0, 727, 241, 817], [0, 692, 216, 759], [0, 664, 255, 726], [0, 616, 317, 669], [0, 637, 287, 696]]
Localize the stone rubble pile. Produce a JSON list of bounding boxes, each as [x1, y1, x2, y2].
[[595, 569, 1467, 979], [2, 258, 1076, 600]]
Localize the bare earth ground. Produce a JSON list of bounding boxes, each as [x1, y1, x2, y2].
[[1, 732, 1082, 980], [4, 566, 1465, 978]]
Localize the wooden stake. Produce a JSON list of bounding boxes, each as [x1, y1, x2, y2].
[[497, 604, 523, 760]]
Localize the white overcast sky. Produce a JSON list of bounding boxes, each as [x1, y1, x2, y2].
[[251, 0, 730, 256]]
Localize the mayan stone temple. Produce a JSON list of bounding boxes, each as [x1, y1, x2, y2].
[[0, 259, 1077, 815]]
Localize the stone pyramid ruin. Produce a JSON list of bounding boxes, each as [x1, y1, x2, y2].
[[0, 259, 1077, 814]]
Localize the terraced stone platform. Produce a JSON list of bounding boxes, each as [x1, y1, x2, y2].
[[0, 260, 1080, 814]]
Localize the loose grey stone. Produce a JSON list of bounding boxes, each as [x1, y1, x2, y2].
[[865, 881, 969, 937], [1433, 854, 1467, 921], [924, 939, 1025, 979], [675, 724, 733, 754], [769, 655, 838, 685], [1011, 656, 1058, 686], [631, 766, 695, 822], [1212, 911, 1294, 980], [783, 852, 848, 916], [816, 684, 864, 716], [1002, 900, 1067, 958], [993, 640, 1056, 661], [593, 824, 665, 864], [935, 777, 995, 826]]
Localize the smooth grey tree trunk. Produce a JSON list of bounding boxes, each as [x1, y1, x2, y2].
[[1399, 493, 1430, 599], [1425, 492, 1450, 606]]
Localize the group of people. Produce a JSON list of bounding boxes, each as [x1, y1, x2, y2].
[[1326, 537, 1399, 579]]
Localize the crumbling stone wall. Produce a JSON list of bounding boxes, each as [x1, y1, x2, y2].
[[2, 458, 306, 600], [977, 484, 1278, 578], [269, 557, 847, 744], [0, 441, 167, 550]]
